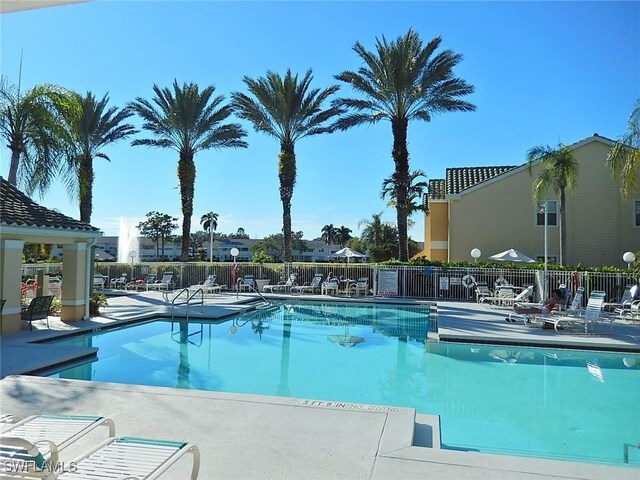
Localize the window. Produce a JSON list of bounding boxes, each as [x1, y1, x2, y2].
[[635, 200, 640, 227], [536, 200, 557, 226]]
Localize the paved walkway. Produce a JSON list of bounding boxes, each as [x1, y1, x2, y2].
[[1, 291, 639, 479]]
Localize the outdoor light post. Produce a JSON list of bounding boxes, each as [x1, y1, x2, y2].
[[623, 251, 636, 269], [540, 201, 549, 298], [471, 248, 481, 263]]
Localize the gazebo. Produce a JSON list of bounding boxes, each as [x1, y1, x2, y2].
[[0, 177, 102, 334]]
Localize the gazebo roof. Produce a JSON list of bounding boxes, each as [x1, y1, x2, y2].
[[0, 177, 100, 234]]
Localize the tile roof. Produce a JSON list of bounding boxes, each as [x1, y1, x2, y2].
[[0, 177, 100, 233], [428, 166, 519, 199]]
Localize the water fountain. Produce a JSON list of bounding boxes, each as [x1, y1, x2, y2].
[[117, 218, 140, 264]]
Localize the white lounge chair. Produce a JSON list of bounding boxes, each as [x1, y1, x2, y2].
[[93, 275, 106, 290], [474, 282, 492, 303], [291, 274, 324, 294], [109, 273, 127, 290], [481, 285, 533, 308], [147, 272, 174, 291], [545, 290, 606, 333], [511, 287, 584, 325], [264, 273, 298, 293], [189, 275, 223, 294], [603, 284, 637, 312], [0, 415, 115, 475], [1, 435, 200, 479]]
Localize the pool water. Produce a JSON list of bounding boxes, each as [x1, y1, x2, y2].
[[48, 301, 640, 466]]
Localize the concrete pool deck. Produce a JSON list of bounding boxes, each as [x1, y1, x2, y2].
[[1, 291, 639, 479]]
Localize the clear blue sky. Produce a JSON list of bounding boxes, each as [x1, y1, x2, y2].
[[2, 1, 638, 243]]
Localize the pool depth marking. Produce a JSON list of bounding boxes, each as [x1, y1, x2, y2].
[[299, 399, 400, 412]]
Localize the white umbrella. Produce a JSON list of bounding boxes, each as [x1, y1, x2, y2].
[[328, 247, 366, 263], [489, 248, 535, 263]]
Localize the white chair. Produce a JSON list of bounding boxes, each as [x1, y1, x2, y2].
[[264, 273, 298, 293], [321, 279, 339, 295], [237, 275, 256, 292], [147, 272, 174, 291], [189, 275, 223, 294], [291, 274, 324, 294], [481, 285, 533, 308], [349, 277, 369, 296], [474, 282, 493, 303], [110, 273, 127, 289], [546, 290, 606, 333], [93, 275, 106, 290], [603, 284, 637, 312]]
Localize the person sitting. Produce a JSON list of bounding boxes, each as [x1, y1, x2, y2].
[[513, 288, 565, 315]]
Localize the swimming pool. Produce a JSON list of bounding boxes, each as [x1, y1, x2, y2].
[[47, 301, 639, 466]]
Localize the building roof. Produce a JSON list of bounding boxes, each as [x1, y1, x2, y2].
[[428, 166, 518, 199], [0, 177, 100, 233]]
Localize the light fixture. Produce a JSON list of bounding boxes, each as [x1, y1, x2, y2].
[[623, 251, 636, 269], [471, 248, 481, 262]]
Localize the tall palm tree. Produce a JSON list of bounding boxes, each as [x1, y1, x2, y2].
[[358, 212, 398, 262], [607, 100, 640, 199], [231, 69, 342, 262], [335, 225, 352, 247], [129, 80, 248, 260], [0, 76, 69, 193], [321, 224, 337, 245], [381, 169, 430, 221], [58, 91, 136, 223], [526, 143, 579, 266], [333, 29, 476, 261], [200, 211, 218, 262]]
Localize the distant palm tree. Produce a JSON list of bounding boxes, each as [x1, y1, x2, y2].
[[335, 226, 352, 247], [321, 224, 337, 245], [232, 69, 342, 262], [333, 29, 476, 261], [129, 80, 248, 260], [526, 143, 579, 266], [58, 91, 136, 223], [200, 211, 218, 262], [607, 100, 640, 199], [0, 76, 69, 193], [358, 212, 398, 262], [381, 169, 430, 221]]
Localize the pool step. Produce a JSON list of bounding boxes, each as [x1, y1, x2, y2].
[[413, 413, 441, 449]]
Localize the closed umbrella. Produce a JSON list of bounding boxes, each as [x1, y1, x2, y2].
[[489, 248, 535, 263]]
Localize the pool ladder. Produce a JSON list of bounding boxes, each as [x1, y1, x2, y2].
[[624, 442, 640, 463], [163, 288, 204, 321], [236, 279, 271, 307]]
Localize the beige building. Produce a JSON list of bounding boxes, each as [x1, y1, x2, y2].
[[417, 134, 640, 267]]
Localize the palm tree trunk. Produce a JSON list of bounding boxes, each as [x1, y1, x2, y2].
[[559, 189, 566, 266], [78, 155, 94, 223], [178, 152, 196, 262], [278, 145, 296, 263], [7, 148, 21, 186], [391, 118, 410, 261]]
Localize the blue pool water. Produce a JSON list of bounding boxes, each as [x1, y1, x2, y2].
[[48, 301, 639, 466]]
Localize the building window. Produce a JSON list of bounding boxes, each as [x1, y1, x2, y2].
[[536, 200, 557, 226], [635, 200, 640, 227]]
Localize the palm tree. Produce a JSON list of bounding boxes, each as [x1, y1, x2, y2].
[[200, 211, 218, 262], [358, 212, 399, 262], [526, 143, 579, 266], [129, 80, 248, 260], [321, 224, 337, 245], [333, 29, 476, 261], [335, 225, 352, 247], [231, 69, 342, 262], [381, 169, 430, 221], [607, 100, 640, 199], [0, 76, 69, 193], [58, 91, 136, 223]]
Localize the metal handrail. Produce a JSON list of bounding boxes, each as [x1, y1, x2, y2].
[[164, 287, 204, 320], [623, 442, 640, 463], [236, 279, 271, 307]]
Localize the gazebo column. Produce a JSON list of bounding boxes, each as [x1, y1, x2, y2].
[[61, 243, 88, 322], [0, 239, 25, 334]]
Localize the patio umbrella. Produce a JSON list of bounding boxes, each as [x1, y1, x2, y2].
[[489, 248, 535, 263], [327, 323, 365, 347], [328, 247, 366, 263]]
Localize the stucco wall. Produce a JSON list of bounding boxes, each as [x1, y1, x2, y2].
[[448, 138, 639, 266]]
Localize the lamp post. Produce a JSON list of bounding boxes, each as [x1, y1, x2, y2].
[[539, 201, 549, 298], [470, 248, 481, 263], [623, 251, 636, 269]]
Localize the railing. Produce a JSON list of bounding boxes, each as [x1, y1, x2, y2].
[[163, 287, 204, 321], [236, 279, 270, 307], [24, 262, 638, 305]]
